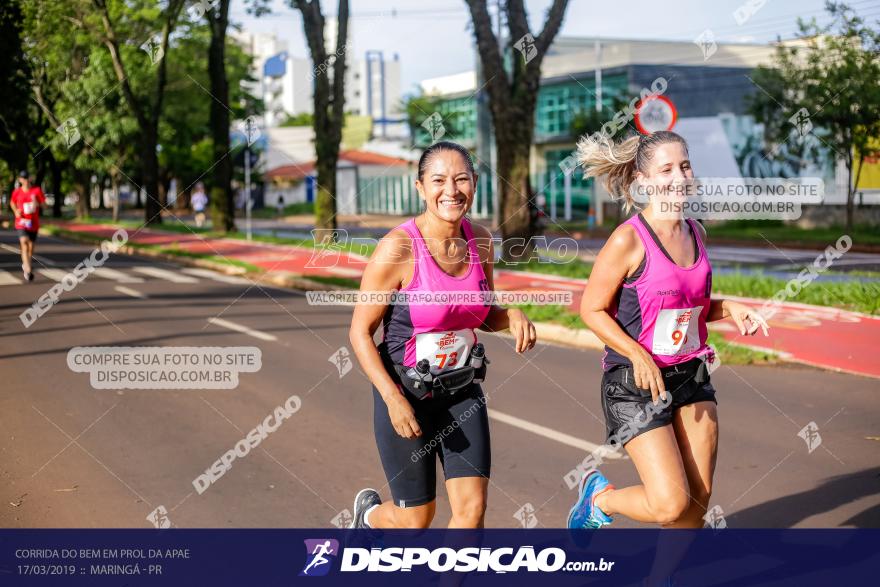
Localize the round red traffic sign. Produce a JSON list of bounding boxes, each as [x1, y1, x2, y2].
[[634, 95, 677, 134]]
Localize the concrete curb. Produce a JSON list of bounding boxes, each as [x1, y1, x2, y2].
[[533, 322, 605, 351]]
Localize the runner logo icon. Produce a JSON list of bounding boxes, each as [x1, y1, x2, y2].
[[300, 539, 339, 577]]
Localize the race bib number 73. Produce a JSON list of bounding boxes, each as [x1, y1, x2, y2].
[[652, 306, 702, 356], [415, 329, 475, 375]]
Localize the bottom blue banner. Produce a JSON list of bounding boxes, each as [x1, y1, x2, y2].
[[1, 529, 877, 586]]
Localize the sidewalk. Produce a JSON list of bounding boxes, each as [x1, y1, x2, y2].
[[53, 221, 880, 379]]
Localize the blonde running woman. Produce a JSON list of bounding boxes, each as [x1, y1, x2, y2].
[[567, 131, 769, 530]]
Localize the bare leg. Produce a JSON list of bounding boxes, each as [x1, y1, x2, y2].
[[641, 402, 719, 585], [446, 476, 488, 529], [665, 401, 718, 528], [19, 236, 30, 272], [594, 425, 691, 525], [366, 500, 435, 529]]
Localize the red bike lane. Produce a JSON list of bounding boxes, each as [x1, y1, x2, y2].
[[56, 222, 880, 379]]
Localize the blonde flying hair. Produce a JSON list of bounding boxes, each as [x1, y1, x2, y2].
[[576, 130, 689, 213]]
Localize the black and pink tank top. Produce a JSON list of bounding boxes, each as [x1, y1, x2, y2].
[[382, 218, 491, 373], [604, 213, 713, 371]]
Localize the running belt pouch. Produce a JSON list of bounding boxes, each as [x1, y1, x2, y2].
[[473, 362, 487, 382], [694, 359, 709, 384], [392, 364, 433, 400], [376, 343, 431, 399], [433, 366, 475, 395]]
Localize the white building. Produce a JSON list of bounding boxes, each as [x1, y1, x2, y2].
[[233, 31, 403, 132]]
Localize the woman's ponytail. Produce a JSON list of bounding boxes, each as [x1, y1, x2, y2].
[[575, 130, 689, 214], [576, 133, 640, 213]]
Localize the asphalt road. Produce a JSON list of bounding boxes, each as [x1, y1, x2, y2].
[[1, 231, 877, 529]]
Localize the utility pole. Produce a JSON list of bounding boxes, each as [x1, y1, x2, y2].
[[594, 38, 602, 112], [245, 145, 252, 241]]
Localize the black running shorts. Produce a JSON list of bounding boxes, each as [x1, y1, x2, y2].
[[372, 384, 491, 508], [18, 229, 38, 242], [601, 359, 717, 447]]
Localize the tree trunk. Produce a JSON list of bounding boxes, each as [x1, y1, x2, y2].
[[48, 152, 63, 218], [111, 173, 120, 222], [314, 154, 338, 237], [73, 169, 91, 219], [495, 129, 534, 257], [294, 0, 348, 237], [463, 0, 570, 261], [142, 126, 162, 224], [133, 174, 143, 208], [208, 0, 234, 232], [92, 0, 185, 226]]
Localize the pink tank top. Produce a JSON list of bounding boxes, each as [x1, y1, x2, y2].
[[382, 218, 491, 372], [603, 213, 712, 370]]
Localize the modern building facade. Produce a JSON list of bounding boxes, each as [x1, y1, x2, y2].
[[413, 36, 877, 221]]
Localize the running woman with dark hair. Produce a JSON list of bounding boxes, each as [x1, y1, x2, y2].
[[348, 140, 537, 529], [567, 131, 769, 529]]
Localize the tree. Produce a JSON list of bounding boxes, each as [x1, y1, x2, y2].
[[464, 0, 570, 260], [0, 0, 40, 181], [160, 21, 259, 213], [20, 0, 97, 218], [205, 0, 235, 232], [92, 0, 187, 225], [291, 0, 349, 238], [749, 1, 880, 230]]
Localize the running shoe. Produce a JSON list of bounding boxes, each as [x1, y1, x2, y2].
[[350, 488, 382, 529], [27, 272, 34, 282], [567, 469, 614, 529]]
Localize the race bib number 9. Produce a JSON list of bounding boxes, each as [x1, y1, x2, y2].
[[652, 306, 702, 356], [415, 329, 476, 375], [23, 201, 35, 215]]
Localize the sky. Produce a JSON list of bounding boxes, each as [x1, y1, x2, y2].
[[230, 0, 879, 95]]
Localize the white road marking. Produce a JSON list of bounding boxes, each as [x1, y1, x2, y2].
[[207, 317, 277, 341], [132, 266, 199, 283], [36, 268, 70, 281], [181, 268, 252, 285], [0, 243, 56, 267], [0, 270, 23, 285], [487, 408, 624, 459], [92, 267, 144, 283], [114, 286, 148, 299]]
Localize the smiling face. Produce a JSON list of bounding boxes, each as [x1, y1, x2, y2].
[[415, 149, 477, 223], [636, 141, 694, 208]]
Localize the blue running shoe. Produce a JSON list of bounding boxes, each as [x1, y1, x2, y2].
[[567, 469, 614, 529]]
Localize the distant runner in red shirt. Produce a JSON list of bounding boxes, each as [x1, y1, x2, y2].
[[10, 170, 45, 282]]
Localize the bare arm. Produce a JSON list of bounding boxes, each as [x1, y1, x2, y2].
[[473, 224, 536, 353], [580, 225, 667, 402], [695, 222, 768, 335], [348, 230, 422, 438]]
